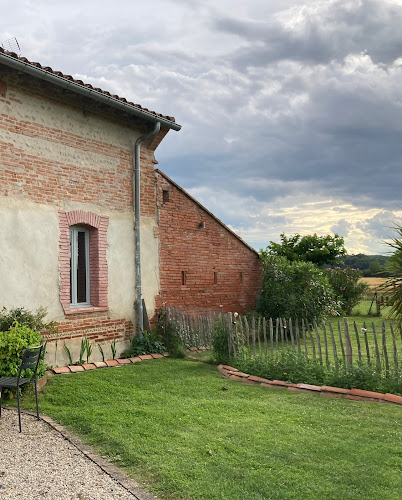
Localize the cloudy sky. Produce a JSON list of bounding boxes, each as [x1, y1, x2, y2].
[[2, 0, 401, 255]]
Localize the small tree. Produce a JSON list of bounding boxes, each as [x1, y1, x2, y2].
[[267, 233, 346, 266], [383, 225, 402, 330], [258, 253, 339, 320], [324, 267, 368, 315]]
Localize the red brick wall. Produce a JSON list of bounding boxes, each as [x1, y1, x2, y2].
[[155, 171, 262, 316], [0, 72, 161, 214], [42, 311, 133, 343]]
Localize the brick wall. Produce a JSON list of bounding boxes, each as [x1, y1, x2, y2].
[[155, 171, 262, 316], [0, 72, 161, 214], [42, 311, 133, 344]]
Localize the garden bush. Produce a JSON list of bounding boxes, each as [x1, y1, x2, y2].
[[212, 315, 230, 364], [0, 322, 45, 381], [0, 306, 47, 332], [324, 267, 368, 315], [121, 330, 165, 358], [258, 254, 340, 320]]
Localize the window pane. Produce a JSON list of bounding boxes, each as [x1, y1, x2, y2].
[[76, 231, 87, 303]]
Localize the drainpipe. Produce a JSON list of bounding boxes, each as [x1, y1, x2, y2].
[[134, 121, 161, 339]]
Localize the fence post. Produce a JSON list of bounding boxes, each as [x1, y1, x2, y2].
[[344, 318, 353, 366], [302, 319, 308, 357], [289, 318, 295, 349], [371, 322, 381, 373], [321, 320, 330, 368], [328, 321, 338, 372], [279, 318, 285, 351], [307, 323, 316, 360], [275, 318, 279, 354], [239, 316, 245, 351], [352, 321, 362, 362], [313, 320, 323, 364], [295, 319, 301, 353], [390, 323, 399, 372], [245, 316, 250, 352], [269, 317, 274, 356], [362, 321, 371, 366], [382, 322, 390, 375], [337, 320, 346, 366], [263, 317, 268, 360]]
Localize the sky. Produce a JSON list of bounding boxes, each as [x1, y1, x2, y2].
[[1, 0, 401, 255]]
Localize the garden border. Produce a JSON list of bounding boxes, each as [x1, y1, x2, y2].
[[217, 364, 402, 405]]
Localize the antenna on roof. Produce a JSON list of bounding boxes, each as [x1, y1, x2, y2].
[[1, 37, 21, 55]]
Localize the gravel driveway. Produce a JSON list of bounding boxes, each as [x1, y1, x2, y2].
[[0, 408, 156, 500]]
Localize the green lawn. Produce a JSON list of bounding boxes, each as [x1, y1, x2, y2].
[[21, 359, 402, 500]]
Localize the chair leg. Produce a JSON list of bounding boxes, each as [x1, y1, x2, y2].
[[17, 387, 22, 433], [34, 380, 39, 420]]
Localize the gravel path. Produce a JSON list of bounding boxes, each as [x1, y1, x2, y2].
[[0, 408, 155, 500]]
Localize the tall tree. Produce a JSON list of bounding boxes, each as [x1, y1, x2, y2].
[[267, 233, 346, 267]]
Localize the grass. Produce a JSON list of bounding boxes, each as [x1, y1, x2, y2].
[[351, 300, 392, 317], [19, 359, 402, 500]]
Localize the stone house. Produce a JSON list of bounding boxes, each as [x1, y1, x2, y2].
[[0, 49, 261, 365]]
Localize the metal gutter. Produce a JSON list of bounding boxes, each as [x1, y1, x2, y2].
[[0, 51, 181, 131], [134, 122, 161, 337]]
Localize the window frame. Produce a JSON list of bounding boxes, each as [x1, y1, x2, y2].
[[70, 225, 91, 307], [59, 210, 109, 315]]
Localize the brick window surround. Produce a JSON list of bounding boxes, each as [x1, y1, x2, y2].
[[59, 210, 109, 315]]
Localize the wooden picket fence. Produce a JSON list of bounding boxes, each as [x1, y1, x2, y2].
[[226, 316, 401, 373], [165, 308, 401, 373], [165, 307, 215, 349]]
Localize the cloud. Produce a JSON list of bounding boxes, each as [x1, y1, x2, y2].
[[216, 0, 402, 67], [1, 0, 401, 254]]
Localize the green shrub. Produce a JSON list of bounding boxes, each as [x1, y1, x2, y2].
[[324, 267, 368, 315], [0, 322, 45, 381], [232, 349, 402, 395], [258, 254, 340, 320], [236, 349, 326, 386], [121, 330, 165, 358], [326, 362, 402, 395], [212, 315, 230, 365], [0, 306, 47, 332]]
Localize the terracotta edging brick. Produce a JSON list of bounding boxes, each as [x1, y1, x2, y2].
[[46, 354, 169, 388], [82, 363, 97, 371], [216, 366, 402, 406]]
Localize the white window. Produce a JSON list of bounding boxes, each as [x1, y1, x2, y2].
[[70, 226, 90, 306]]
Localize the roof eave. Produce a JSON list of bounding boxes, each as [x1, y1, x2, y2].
[[0, 51, 181, 131]]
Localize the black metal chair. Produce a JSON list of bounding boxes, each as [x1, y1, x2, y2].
[[0, 344, 44, 432]]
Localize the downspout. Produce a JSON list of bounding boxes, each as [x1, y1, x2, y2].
[[134, 121, 161, 339]]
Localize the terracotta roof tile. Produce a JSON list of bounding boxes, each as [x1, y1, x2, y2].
[[0, 47, 177, 126]]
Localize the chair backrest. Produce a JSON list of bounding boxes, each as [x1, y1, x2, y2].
[[18, 344, 44, 379]]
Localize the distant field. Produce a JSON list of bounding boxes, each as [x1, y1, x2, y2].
[[359, 277, 391, 291]]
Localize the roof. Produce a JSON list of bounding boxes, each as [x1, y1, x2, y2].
[[155, 169, 260, 257], [0, 48, 181, 131]]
